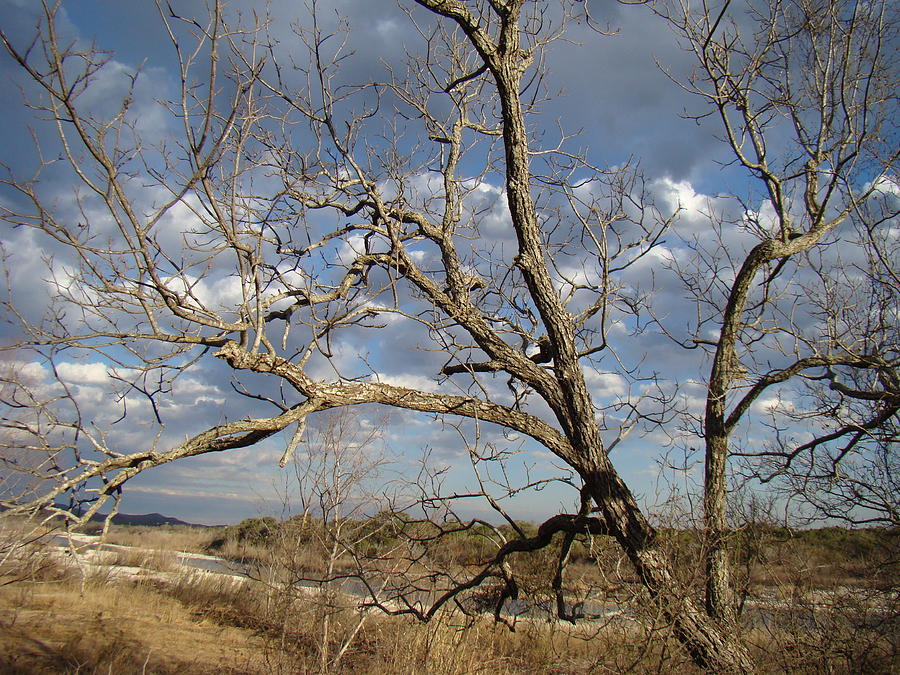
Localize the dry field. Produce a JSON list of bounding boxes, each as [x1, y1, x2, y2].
[[0, 520, 895, 674], [0, 577, 266, 674], [0, 537, 692, 674]]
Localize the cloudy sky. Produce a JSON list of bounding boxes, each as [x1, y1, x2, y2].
[[0, 0, 870, 525]]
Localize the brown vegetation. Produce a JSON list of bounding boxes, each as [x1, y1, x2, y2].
[[1, 519, 894, 674], [0, 544, 693, 674]]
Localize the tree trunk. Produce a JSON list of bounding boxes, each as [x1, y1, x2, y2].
[[584, 467, 753, 672], [704, 434, 735, 623]]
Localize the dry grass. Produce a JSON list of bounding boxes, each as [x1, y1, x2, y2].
[[0, 548, 701, 675], [0, 572, 266, 674], [0, 519, 895, 674], [2, 559, 893, 674], [98, 546, 179, 573], [103, 525, 221, 556]]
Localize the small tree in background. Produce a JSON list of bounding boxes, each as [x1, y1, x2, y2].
[[661, 0, 898, 623]]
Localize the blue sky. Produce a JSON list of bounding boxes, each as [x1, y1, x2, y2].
[[0, 0, 892, 526]]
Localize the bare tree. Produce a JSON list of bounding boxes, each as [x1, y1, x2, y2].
[[251, 408, 393, 674], [661, 0, 898, 623], [0, 0, 895, 670]]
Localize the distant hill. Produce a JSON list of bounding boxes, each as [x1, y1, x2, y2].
[[4, 503, 217, 528], [91, 511, 205, 527]]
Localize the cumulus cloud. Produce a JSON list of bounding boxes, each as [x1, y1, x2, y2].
[[0, 0, 859, 526], [584, 369, 627, 398], [55, 361, 111, 386], [374, 372, 441, 393], [653, 178, 710, 223], [752, 394, 798, 416]]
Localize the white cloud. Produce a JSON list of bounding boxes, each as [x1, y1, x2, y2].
[[752, 395, 797, 415], [375, 372, 440, 393], [176, 377, 223, 397], [584, 369, 627, 397], [5, 360, 48, 384], [160, 272, 245, 312], [126, 484, 265, 502], [742, 199, 780, 234], [653, 178, 708, 222], [866, 174, 899, 198], [193, 395, 227, 406], [55, 361, 111, 385]]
